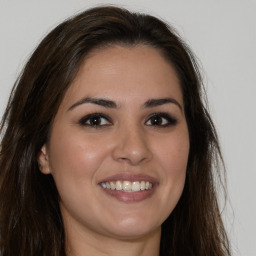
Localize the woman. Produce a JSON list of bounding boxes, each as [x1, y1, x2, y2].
[[0, 6, 231, 256]]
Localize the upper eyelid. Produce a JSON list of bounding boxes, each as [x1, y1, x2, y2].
[[79, 113, 112, 124], [145, 112, 178, 124], [146, 112, 177, 119], [78, 112, 177, 123]]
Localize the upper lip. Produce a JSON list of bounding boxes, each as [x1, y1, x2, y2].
[[98, 173, 159, 184]]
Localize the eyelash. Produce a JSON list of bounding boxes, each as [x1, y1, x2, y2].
[[145, 113, 177, 127], [78, 112, 177, 128], [79, 113, 112, 127]]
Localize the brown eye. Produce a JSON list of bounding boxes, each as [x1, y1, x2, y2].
[[79, 113, 111, 127], [145, 113, 177, 127]]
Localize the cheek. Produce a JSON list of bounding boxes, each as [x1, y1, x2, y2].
[[157, 129, 189, 173], [46, 130, 111, 223], [47, 129, 109, 184], [154, 129, 189, 199]]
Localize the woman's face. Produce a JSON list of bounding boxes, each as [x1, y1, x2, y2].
[[39, 45, 189, 240]]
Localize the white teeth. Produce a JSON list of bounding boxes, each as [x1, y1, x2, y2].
[[140, 181, 146, 190], [132, 181, 141, 192], [110, 181, 115, 190], [123, 181, 131, 191], [100, 180, 153, 192], [101, 182, 107, 189], [116, 181, 122, 190]]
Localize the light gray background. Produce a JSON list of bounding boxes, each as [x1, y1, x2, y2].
[[0, 0, 255, 255]]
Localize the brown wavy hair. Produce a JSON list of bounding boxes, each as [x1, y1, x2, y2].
[[0, 5, 230, 256]]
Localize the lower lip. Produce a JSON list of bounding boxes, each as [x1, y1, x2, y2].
[[100, 186, 157, 202]]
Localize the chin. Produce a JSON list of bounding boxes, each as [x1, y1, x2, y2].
[[101, 216, 162, 240]]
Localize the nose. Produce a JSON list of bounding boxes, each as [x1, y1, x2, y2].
[[112, 125, 153, 166]]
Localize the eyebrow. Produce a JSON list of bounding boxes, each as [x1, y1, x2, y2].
[[143, 98, 183, 111], [68, 97, 182, 111], [68, 97, 118, 111]]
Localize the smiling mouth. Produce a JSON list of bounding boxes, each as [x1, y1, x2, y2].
[[98, 173, 158, 202], [100, 180, 153, 192]]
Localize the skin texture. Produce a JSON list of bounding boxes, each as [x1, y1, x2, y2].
[[38, 45, 190, 256]]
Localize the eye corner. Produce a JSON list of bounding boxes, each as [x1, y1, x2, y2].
[[145, 112, 178, 127], [78, 113, 112, 128]]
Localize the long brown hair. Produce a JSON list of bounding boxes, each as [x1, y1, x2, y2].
[[0, 6, 230, 256]]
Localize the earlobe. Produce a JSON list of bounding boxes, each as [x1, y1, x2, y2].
[[38, 144, 51, 174]]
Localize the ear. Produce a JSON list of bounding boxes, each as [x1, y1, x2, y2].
[[38, 144, 51, 174]]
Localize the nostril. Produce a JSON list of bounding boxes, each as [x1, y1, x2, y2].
[[113, 149, 152, 166], [111, 128, 153, 165]]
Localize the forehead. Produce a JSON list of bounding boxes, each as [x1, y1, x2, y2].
[[60, 45, 183, 109]]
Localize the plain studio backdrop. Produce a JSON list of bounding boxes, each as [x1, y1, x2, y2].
[[0, 0, 255, 255]]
